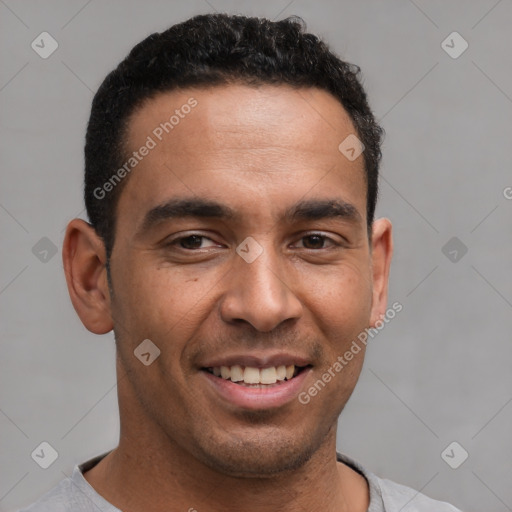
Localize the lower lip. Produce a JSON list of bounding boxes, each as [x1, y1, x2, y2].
[[201, 369, 312, 410]]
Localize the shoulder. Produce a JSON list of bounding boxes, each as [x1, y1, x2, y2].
[[18, 453, 117, 512], [18, 477, 76, 512], [336, 452, 464, 512], [19, 474, 115, 512], [373, 474, 463, 512]]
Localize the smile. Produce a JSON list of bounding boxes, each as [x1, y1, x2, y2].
[[204, 364, 308, 386], [201, 364, 313, 410]]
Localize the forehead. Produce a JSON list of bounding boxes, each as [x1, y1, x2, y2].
[[117, 84, 367, 230], [127, 84, 358, 154]]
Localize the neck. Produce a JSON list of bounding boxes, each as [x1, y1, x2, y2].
[[85, 429, 368, 512]]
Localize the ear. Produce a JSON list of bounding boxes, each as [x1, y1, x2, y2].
[[62, 219, 113, 334], [368, 218, 393, 328]]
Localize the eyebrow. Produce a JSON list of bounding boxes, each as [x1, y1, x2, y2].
[[285, 198, 362, 224], [137, 196, 362, 236], [137, 198, 237, 235]]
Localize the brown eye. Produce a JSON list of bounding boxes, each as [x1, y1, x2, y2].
[[164, 232, 222, 253], [302, 234, 326, 249], [178, 235, 206, 249], [296, 233, 341, 250]]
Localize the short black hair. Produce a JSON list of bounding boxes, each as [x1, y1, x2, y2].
[[84, 13, 384, 260]]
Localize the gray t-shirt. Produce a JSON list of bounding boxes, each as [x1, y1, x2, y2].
[[19, 451, 463, 512]]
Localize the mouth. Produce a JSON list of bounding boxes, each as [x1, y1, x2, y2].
[[200, 363, 313, 410], [202, 364, 311, 387]]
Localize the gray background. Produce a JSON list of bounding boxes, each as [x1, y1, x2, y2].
[[1, 1, 511, 511]]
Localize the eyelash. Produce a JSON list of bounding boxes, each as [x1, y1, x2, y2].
[[167, 232, 341, 251]]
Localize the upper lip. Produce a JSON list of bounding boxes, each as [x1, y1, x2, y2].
[[200, 352, 312, 369]]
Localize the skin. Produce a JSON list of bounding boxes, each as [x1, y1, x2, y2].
[[63, 84, 393, 512]]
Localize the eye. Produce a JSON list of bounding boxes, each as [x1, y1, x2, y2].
[[166, 232, 340, 252], [294, 233, 339, 250], [171, 234, 219, 250]]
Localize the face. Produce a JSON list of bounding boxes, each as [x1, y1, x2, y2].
[[76, 84, 392, 477]]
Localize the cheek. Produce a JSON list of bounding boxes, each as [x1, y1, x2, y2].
[[111, 263, 202, 396], [303, 260, 372, 330], [112, 258, 217, 347]]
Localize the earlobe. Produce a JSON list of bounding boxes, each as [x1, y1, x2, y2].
[[369, 218, 393, 328], [62, 219, 113, 335]]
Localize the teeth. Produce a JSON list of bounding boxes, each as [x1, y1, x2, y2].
[[260, 367, 277, 384], [243, 367, 261, 384], [209, 365, 300, 385], [230, 364, 244, 382]]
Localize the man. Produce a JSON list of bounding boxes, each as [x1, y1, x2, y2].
[[21, 13, 463, 512]]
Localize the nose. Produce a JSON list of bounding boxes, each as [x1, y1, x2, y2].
[[219, 244, 303, 332]]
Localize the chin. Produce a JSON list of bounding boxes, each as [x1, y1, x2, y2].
[[190, 424, 326, 478]]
